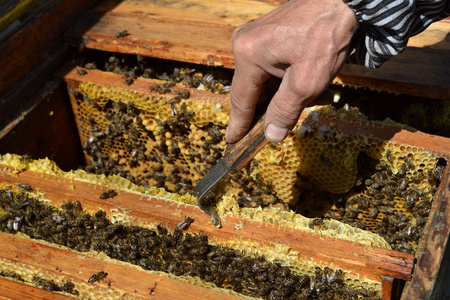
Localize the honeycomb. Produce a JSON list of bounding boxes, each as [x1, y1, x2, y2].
[[0, 169, 384, 300], [68, 66, 446, 254], [71, 80, 283, 212]]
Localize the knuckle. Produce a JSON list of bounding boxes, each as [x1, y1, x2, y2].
[[232, 33, 259, 58]]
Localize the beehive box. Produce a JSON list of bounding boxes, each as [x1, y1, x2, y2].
[[0, 0, 449, 299]]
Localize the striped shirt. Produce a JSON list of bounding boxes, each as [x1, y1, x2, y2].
[[344, 0, 450, 68]]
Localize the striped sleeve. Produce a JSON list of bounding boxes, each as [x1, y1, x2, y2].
[[344, 0, 450, 68]]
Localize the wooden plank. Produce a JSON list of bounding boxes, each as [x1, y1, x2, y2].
[[0, 233, 242, 300], [381, 276, 394, 300], [0, 163, 415, 284], [431, 236, 450, 299], [0, 0, 102, 98], [65, 0, 450, 99], [334, 45, 450, 100], [0, 79, 85, 172], [401, 166, 450, 299], [0, 277, 75, 300]]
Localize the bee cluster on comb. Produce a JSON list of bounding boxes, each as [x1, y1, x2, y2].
[[0, 186, 382, 299]]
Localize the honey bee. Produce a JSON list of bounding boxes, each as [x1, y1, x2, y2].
[[124, 78, 134, 85], [177, 217, 194, 230], [84, 62, 97, 69], [434, 165, 445, 183], [77, 68, 87, 76], [403, 156, 414, 170], [17, 183, 33, 191], [411, 171, 424, 183], [19, 154, 32, 164], [157, 224, 168, 235], [73, 201, 83, 211], [404, 192, 418, 209], [309, 218, 324, 229], [368, 207, 378, 219], [346, 206, 359, 218], [398, 163, 407, 177], [179, 90, 190, 99], [149, 281, 159, 295], [100, 190, 118, 200], [386, 150, 392, 163], [88, 271, 108, 283], [32, 276, 57, 291], [375, 162, 387, 170], [115, 30, 130, 38], [358, 197, 369, 210], [365, 179, 373, 186], [0, 271, 21, 280], [379, 206, 394, 215], [355, 220, 366, 230]]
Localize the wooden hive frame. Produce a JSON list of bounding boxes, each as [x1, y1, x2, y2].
[[62, 66, 449, 298], [0, 152, 417, 299], [0, 0, 449, 299]]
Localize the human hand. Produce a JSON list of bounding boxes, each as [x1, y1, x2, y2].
[[225, 0, 358, 143]]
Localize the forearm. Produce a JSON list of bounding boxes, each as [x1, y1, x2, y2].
[[344, 0, 450, 68]]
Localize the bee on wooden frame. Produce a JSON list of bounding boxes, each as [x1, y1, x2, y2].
[[177, 217, 194, 230], [19, 154, 32, 164], [17, 183, 33, 192], [115, 30, 130, 38], [100, 190, 118, 200], [88, 271, 108, 283], [124, 77, 134, 85], [77, 68, 87, 76]]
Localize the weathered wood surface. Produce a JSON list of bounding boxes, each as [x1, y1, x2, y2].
[[0, 233, 242, 300], [0, 158, 414, 286], [401, 166, 450, 299], [65, 0, 450, 99], [65, 0, 278, 68]]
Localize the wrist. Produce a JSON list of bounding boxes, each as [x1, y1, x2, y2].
[[338, 0, 360, 32]]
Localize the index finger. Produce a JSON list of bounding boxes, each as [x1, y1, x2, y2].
[[226, 62, 270, 144]]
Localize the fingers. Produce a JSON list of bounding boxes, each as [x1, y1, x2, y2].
[[226, 69, 268, 143], [225, 32, 271, 144], [264, 66, 327, 143]]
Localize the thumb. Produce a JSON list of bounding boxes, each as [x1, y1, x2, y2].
[[264, 67, 318, 143]]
